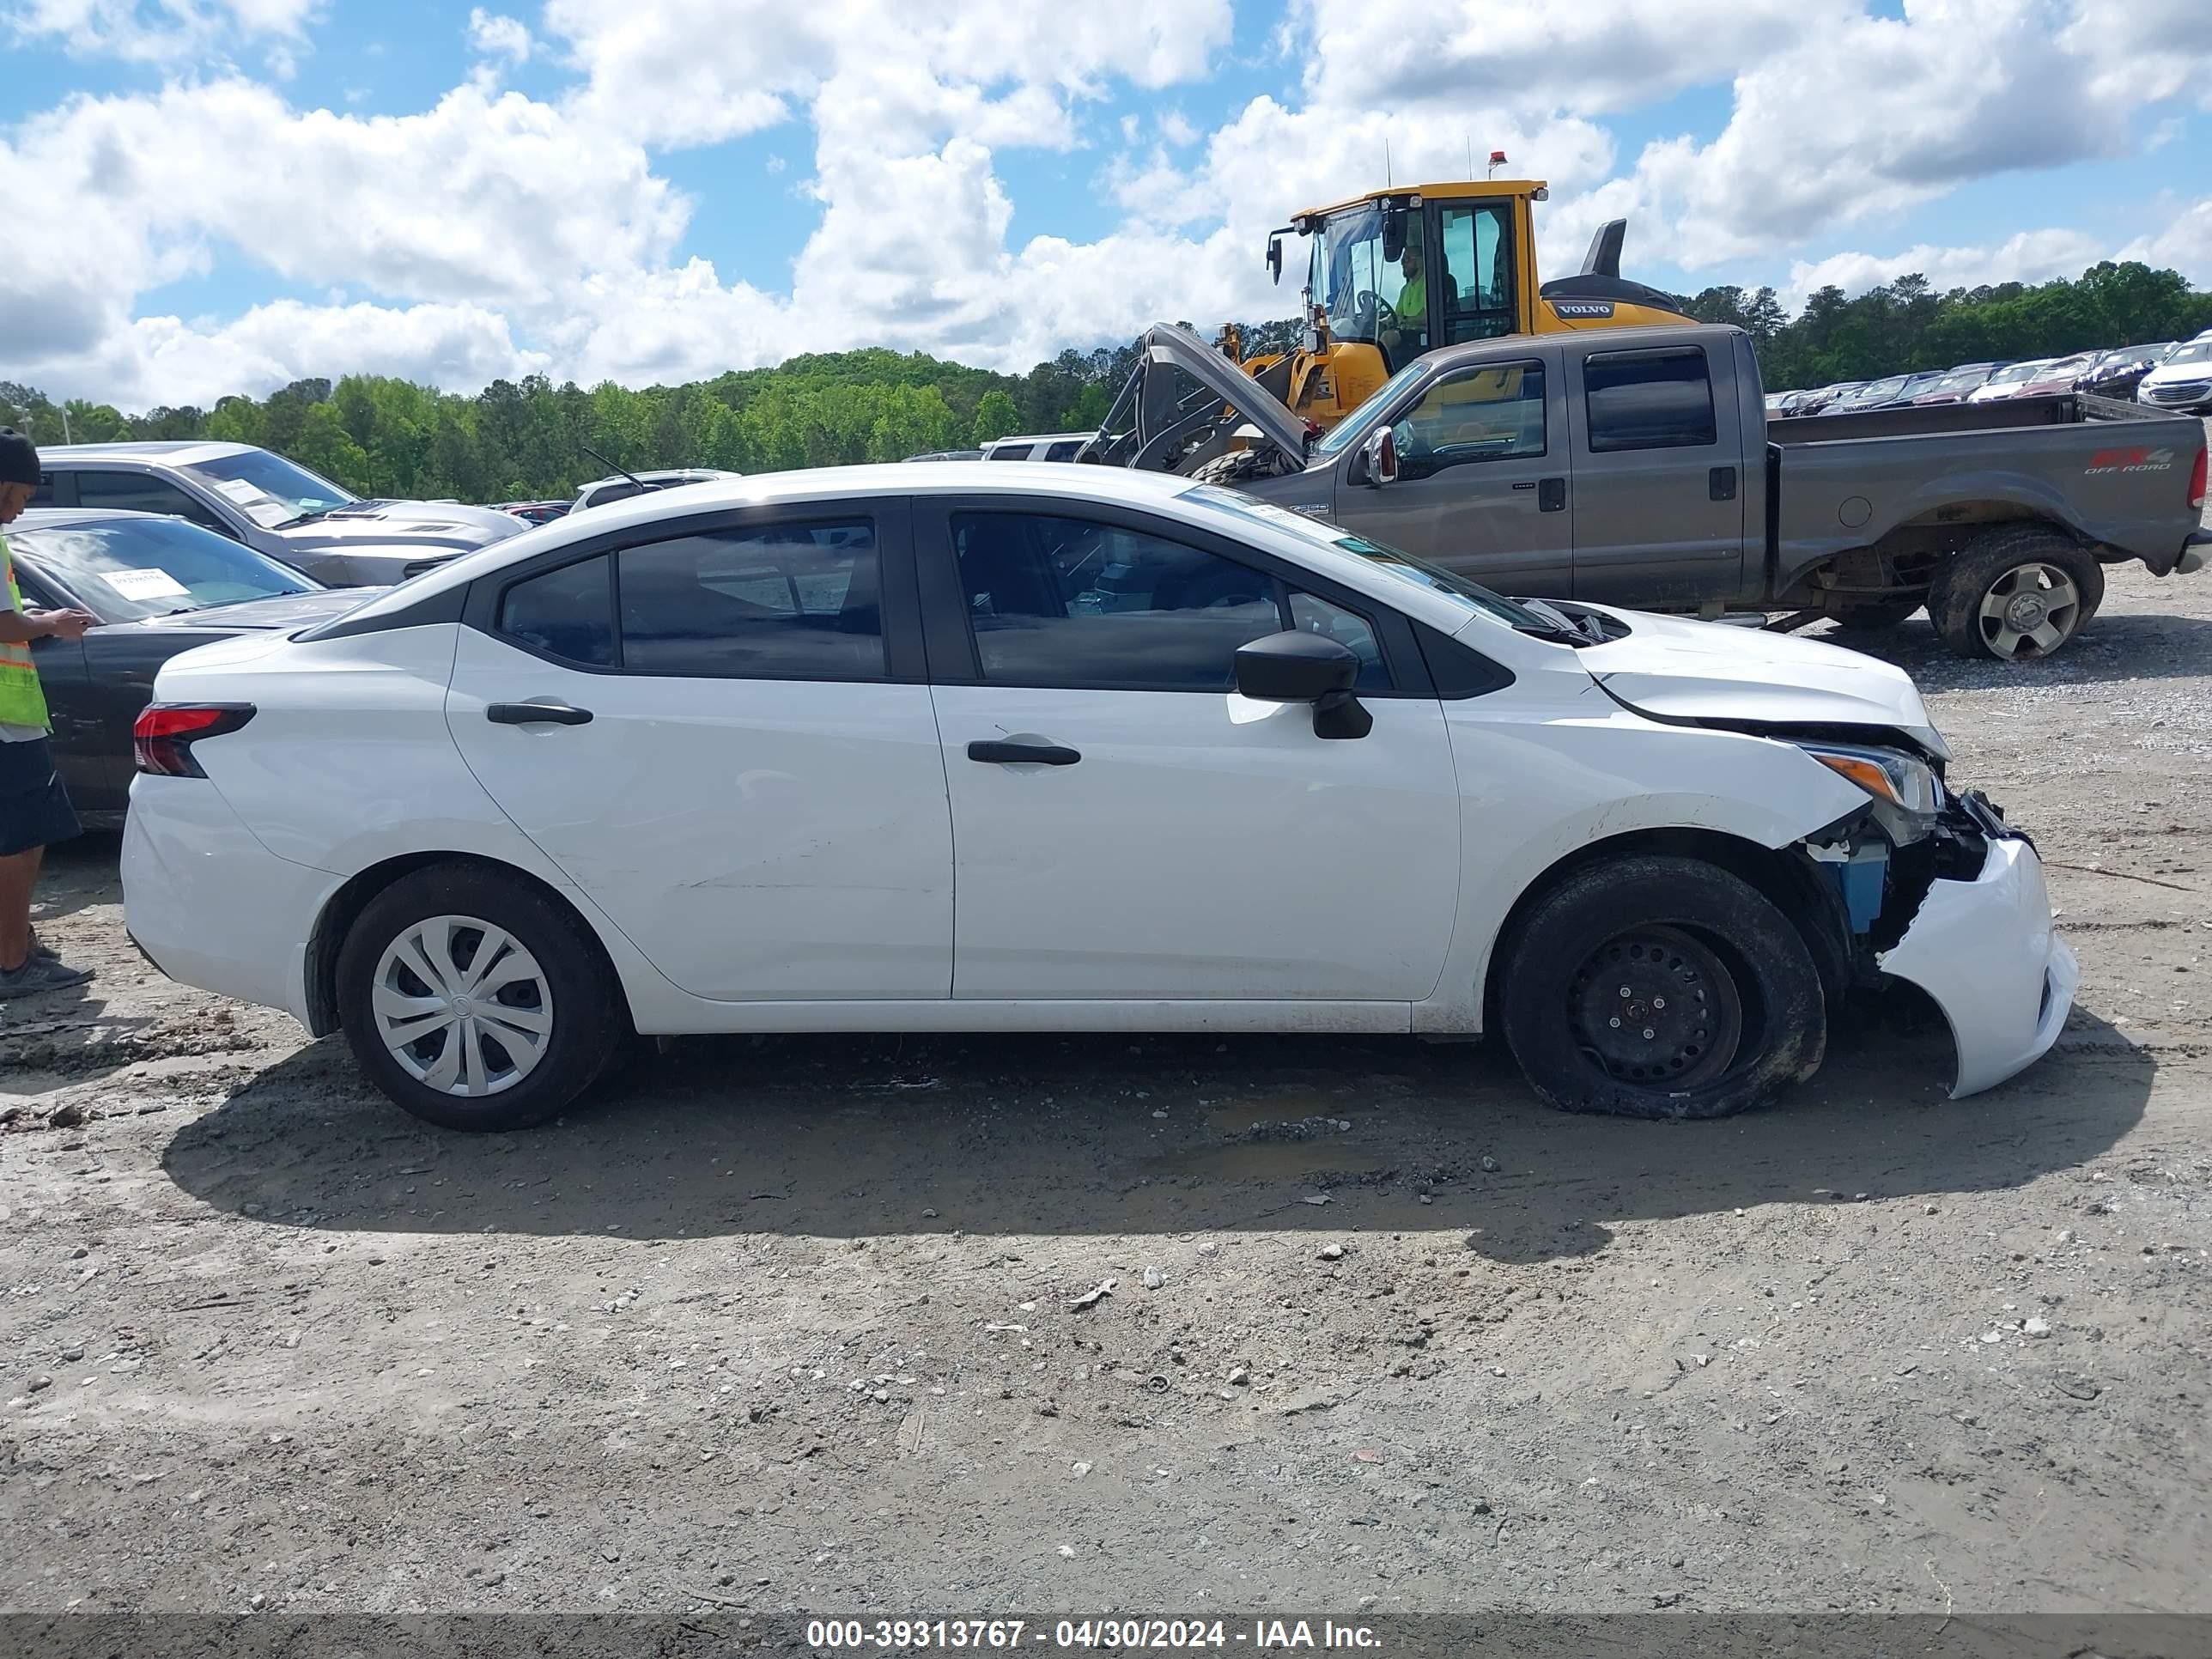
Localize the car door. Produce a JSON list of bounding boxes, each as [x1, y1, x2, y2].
[[1339, 349, 1571, 597], [445, 501, 955, 1003], [917, 498, 1461, 1003], [8, 563, 112, 810], [1567, 341, 1747, 608]]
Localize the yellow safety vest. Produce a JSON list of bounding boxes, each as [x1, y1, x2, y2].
[[0, 534, 52, 732]]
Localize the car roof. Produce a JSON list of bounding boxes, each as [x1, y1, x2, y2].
[[37, 441, 256, 466], [320, 462, 1483, 638]]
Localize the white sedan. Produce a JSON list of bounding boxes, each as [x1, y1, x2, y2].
[[122, 465, 2075, 1132]]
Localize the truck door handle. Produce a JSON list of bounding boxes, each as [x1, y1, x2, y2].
[[1537, 477, 1566, 512], [487, 701, 593, 726], [1709, 466, 1738, 501], [968, 739, 1080, 766]]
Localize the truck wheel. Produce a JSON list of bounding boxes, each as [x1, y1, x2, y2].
[[1823, 597, 1922, 633], [1498, 855, 1826, 1121], [1929, 528, 2104, 661], [1188, 447, 1297, 487], [336, 864, 624, 1132]]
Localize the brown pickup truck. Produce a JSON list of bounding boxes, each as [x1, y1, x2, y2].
[[1094, 322, 2209, 661]]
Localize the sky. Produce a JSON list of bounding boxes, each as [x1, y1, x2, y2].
[[2, 0, 2209, 410]]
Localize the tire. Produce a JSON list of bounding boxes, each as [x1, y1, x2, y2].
[[1498, 855, 1826, 1121], [1928, 526, 2104, 661], [1188, 446, 1297, 487], [1823, 597, 1922, 633], [335, 864, 625, 1132]]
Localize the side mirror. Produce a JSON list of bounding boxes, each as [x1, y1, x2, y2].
[[1359, 424, 1399, 488], [1382, 206, 1408, 264], [1267, 235, 1283, 285], [1232, 632, 1373, 740]]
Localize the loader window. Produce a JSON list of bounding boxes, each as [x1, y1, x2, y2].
[[1437, 204, 1516, 343]]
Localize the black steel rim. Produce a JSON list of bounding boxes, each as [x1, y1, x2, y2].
[[1567, 925, 1744, 1089]]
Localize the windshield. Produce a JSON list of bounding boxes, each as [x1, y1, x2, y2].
[[1182, 484, 1554, 634], [2162, 342, 2212, 367], [1854, 376, 1908, 400], [1929, 368, 1989, 395], [1307, 204, 1422, 351], [1314, 361, 1432, 459], [185, 450, 359, 529], [2038, 356, 2093, 377], [1987, 362, 2043, 386], [13, 518, 316, 622]]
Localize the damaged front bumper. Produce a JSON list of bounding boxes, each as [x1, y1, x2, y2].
[[1875, 821, 2077, 1097]]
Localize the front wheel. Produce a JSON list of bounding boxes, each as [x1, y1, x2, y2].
[[335, 865, 624, 1131], [1498, 855, 1826, 1121]]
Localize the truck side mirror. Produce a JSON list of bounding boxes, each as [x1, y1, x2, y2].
[[1359, 425, 1399, 489], [1267, 235, 1283, 285]]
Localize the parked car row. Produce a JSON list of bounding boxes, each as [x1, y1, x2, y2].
[[1772, 331, 2212, 420]]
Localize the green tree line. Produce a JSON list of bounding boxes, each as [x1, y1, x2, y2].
[[1680, 259, 2212, 391], [3, 263, 2204, 501]]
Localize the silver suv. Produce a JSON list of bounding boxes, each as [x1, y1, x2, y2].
[[33, 442, 523, 586]]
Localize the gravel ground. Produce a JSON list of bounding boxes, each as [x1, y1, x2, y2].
[[3, 549, 2209, 1620]]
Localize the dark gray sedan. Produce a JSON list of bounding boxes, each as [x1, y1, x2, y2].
[[7, 508, 380, 825]]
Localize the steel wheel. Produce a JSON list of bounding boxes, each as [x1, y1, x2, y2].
[[1977, 562, 2082, 659], [1566, 925, 1743, 1089], [371, 915, 554, 1097]]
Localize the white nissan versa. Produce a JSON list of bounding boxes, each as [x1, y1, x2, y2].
[[121, 465, 2075, 1133]]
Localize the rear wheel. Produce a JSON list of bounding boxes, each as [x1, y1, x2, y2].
[[335, 865, 623, 1131], [1498, 855, 1826, 1121], [1929, 527, 2103, 661]]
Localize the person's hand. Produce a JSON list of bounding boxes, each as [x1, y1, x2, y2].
[[27, 607, 96, 642]]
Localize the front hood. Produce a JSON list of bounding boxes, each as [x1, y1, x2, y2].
[[271, 498, 523, 552], [130, 587, 386, 631], [2142, 364, 2209, 390], [1571, 607, 1948, 759], [1130, 322, 1313, 465]]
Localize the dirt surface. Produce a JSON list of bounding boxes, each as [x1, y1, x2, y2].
[[4, 555, 2209, 1620]]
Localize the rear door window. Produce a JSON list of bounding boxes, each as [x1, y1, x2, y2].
[[73, 470, 231, 532], [618, 520, 884, 680], [1582, 347, 1718, 453]]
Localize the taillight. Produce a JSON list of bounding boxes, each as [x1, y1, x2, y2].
[[2190, 447, 2206, 512], [133, 703, 254, 778]]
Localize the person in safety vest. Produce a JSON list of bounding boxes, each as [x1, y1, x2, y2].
[[0, 428, 97, 1000]]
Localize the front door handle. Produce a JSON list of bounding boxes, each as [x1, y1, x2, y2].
[[1537, 477, 1566, 512], [967, 739, 1080, 766], [1709, 465, 1738, 502], [487, 701, 593, 726]]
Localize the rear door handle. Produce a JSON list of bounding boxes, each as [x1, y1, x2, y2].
[[1537, 477, 1567, 512], [1709, 465, 1738, 501], [967, 739, 1080, 766], [487, 701, 593, 726]]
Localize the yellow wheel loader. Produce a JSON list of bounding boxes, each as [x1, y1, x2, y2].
[[1104, 175, 1692, 485]]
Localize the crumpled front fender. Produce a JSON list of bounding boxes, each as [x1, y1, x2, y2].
[[1876, 836, 2077, 1097]]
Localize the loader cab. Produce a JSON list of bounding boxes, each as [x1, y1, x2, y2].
[[1299, 189, 1528, 374]]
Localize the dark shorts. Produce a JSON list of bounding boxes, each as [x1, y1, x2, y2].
[[0, 737, 81, 858]]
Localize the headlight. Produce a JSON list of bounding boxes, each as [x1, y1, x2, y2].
[[1800, 742, 1944, 842]]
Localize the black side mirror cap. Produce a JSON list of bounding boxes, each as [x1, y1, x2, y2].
[[1234, 630, 1359, 702]]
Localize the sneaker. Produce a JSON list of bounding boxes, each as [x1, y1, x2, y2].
[[0, 956, 94, 1001], [26, 928, 58, 962]]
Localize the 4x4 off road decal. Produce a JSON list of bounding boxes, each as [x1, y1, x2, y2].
[[1552, 300, 1615, 319], [2084, 447, 2176, 476]]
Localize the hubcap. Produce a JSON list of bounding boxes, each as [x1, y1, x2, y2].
[[371, 915, 553, 1097], [1978, 562, 2081, 659], [1567, 926, 1743, 1089]]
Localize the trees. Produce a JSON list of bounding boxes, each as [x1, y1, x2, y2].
[[4, 258, 2203, 496]]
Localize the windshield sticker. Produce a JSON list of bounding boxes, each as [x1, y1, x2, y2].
[[210, 478, 268, 505], [104, 568, 191, 600], [242, 501, 295, 528]]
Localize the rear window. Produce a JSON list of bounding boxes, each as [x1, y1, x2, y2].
[[1583, 347, 1717, 453]]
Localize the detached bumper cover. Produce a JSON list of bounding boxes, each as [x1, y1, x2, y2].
[[1877, 836, 2076, 1097]]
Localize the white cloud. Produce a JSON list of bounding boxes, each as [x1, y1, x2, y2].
[[1779, 228, 2112, 310], [466, 8, 532, 64], [3, 0, 2207, 409], [2122, 197, 2212, 285], [3, 0, 319, 61]]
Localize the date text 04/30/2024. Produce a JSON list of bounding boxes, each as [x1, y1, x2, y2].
[[803, 1620, 1383, 1650]]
